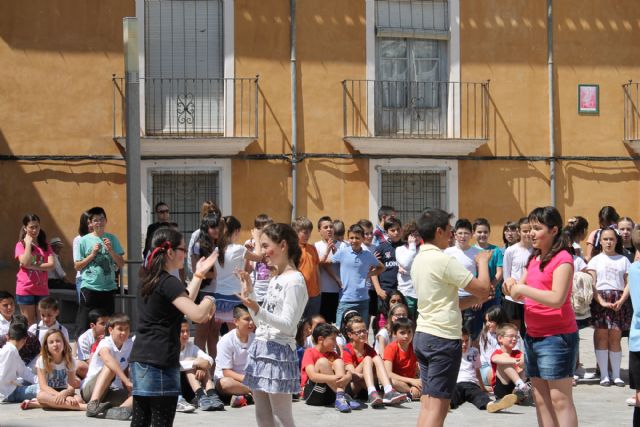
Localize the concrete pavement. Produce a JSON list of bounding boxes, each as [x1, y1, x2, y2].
[[1, 328, 634, 427]]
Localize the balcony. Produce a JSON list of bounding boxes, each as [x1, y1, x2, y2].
[[623, 81, 640, 155], [342, 80, 489, 156], [113, 76, 259, 156]]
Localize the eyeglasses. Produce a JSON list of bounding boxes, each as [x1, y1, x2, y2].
[[350, 330, 367, 336], [157, 209, 170, 214]]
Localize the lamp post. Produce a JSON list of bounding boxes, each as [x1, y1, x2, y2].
[[123, 18, 142, 325]]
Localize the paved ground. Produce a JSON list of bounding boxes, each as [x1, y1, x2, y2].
[[1, 328, 634, 427]]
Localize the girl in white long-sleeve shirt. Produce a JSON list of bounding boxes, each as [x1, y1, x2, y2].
[[238, 223, 308, 427]]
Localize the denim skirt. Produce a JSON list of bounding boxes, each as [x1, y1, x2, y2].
[[131, 361, 181, 397]]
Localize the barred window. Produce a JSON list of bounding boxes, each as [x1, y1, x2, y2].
[[380, 169, 447, 225], [151, 170, 220, 236]]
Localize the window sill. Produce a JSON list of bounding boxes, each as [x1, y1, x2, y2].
[[115, 136, 256, 157], [344, 137, 486, 156], [623, 140, 640, 155]]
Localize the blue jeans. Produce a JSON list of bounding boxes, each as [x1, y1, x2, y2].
[[525, 332, 578, 380], [336, 299, 369, 330], [6, 383, 38, 402]]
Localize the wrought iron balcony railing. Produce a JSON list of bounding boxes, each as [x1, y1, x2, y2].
[[624, 81, 639, 142], [113, 76, 259, 139], [342, 80, 489, 140]]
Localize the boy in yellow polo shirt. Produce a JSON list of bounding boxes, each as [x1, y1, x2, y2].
[[410, 208, 492, 427]]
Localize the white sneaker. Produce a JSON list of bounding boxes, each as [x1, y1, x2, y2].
[[626, 397, 636, 406], [176, 397, 196, 413], [614, 378, 625, 387], [583, 372, 597, 380]]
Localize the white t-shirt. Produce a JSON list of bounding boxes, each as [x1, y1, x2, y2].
[[587, 253, 631, 291], [502, 244, 532, 303], [36, 356, 76, 389], [396, 243, 418, 298], [457, 347, 481, 384], [76, 329, 96, 361], [0, 316, 10, 337], [443, 245, 481, 298], [374, 328, 391, 355], [214, 244, 247, 296], [314, 240, 341, 293], [28, 321, 70, 346], [84, 336, 133, 390], [214, 331, 254, 380], [574, 256, 587, 273], [179, 341, 213, 371]]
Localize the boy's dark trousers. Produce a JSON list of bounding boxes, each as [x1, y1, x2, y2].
[[450, 382, 491, 410]]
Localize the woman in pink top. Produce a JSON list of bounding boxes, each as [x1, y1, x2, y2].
[[15, 214, 55, 326], [503, 206, 578, 427]]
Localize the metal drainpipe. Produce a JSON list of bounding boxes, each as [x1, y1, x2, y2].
[[290, 0, 298, 222], [548, 0, 556, 207]]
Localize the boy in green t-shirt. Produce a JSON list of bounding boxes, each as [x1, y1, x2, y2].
[[73, 207, 124, 337]]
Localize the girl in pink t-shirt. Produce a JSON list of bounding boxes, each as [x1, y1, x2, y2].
[[503, 206, 578, 427], [15, 214, 54, 326]]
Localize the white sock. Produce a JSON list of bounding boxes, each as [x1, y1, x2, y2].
[[610, 351, 622, 379], [595, 349, 610, 380], [367, 386, 377, 394], [383, 384, 393, 394]]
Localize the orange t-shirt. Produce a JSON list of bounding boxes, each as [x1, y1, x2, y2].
[[383, 341, 417, 378], [298, 243, 321, 298]]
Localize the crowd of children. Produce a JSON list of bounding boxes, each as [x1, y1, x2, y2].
[[2, 202, 640, 427]]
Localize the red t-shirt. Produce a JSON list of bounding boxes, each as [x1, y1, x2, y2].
[[342, 343, 377, 367], [524, 250, 577, 337], [300, 347, 339, 388], [383, 341, 417, 378], [490, 348, 523, 387]]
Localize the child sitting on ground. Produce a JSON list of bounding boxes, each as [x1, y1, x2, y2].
[[0, 322, 37, 403], [304, 314, 326, 348], [75, 308, 109, 379], [30, 329, 86, 410], [451, 327, 517, 413], [28, 297, 70, 345], [342, 316, 406, 408], [490, 323, 531, 401], [0, 314, 41, 368], [301, 323, 361, 413], [375, 303, 409, 356], [82, 313, 134, 420], [215, 305, 256, 408], [382, 317, 421, 400], [178, 318, 224, 412]]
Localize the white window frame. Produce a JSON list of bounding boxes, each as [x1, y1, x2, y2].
[[136, 0, 235, 135], [140, 158, 232, 233], [365, 0, 459, 138], [368, 158, 458, 223]]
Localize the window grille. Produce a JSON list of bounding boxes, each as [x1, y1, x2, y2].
[[151, 170, 220, 237], [376, 0, 449, 34], [381, 169, 447, 225]]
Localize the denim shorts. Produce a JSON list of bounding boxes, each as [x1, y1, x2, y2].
[[413, 332, 461, 399], [131, 362, 180, 397], [15, 294, 46, 306], [524, 332, 578, 380]]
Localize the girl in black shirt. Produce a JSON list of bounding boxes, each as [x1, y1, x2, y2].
[[129, 227, 217, 426]]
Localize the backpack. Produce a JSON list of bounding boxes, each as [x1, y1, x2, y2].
[[571, 271, 594, 316]]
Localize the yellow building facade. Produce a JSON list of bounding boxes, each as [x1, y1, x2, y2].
[[0, 0, 639, 291]]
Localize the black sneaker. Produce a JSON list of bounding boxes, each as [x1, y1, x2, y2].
[[105, 406, 133, 421], [86, 400, 112, 417]]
